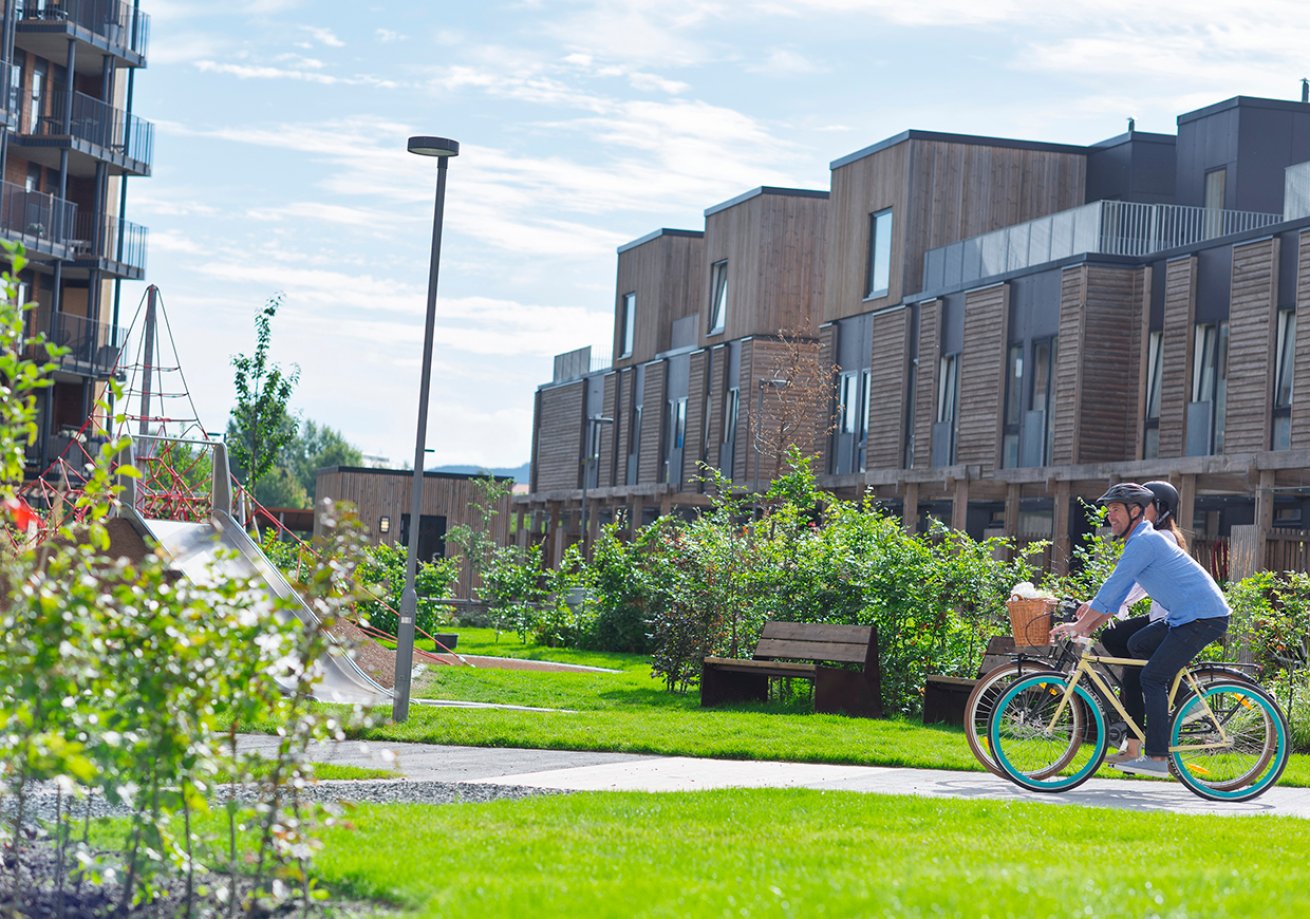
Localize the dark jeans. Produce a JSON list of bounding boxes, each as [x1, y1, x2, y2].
[[1127, 616, 1230, 758], [1100, 615, 1152, 730]]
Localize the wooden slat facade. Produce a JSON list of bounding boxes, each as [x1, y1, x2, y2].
[[912, 300, 941, 470], [533, 380, 585, 491], [638, 360, 667, 484], [314, 467, 512, 599], [1075, 266, 1144, 462], [1224, 238, 1279, 454], [686, 349, 709, 486], [599, 372, 619, 488], [1051, 267, 1085, 464], [700, 190, 829, 347], [613, 231, 705, 368], [868, 308, 910, 469], [954, 284, 1010, 473], [1296, 231, 1310, 448], [1157, 257, 1197, 458]]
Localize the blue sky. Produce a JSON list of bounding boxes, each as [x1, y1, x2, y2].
[[126, 0, 1307, 468]]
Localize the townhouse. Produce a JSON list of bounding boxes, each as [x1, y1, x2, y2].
[[522, 93, 1310, 578], [1, 0, 151, 474]]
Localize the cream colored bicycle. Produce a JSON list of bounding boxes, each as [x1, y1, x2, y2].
[[987, 636, 1288, 802]]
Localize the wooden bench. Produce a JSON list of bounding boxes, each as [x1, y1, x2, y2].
[[922, 636, 1025, 726], [700, 621, 882, 718]]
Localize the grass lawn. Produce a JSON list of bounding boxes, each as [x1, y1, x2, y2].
[[353, 627, 1310, 787], [308, 789, 1310, 917]]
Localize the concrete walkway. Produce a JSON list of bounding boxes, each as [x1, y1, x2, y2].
[[240, 734, 1310, 819]]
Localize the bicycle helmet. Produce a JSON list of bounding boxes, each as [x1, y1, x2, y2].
[[1095, 482, 1154, 539], [1095, 482, 1154, 509], [1143, 480, 1180, 526]]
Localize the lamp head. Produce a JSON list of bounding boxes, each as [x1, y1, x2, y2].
[[408, 136, 460, 158]]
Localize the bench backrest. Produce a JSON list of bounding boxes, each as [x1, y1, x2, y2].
[[753, 621, 877, 667]]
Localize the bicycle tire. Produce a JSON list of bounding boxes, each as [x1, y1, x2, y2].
[[965, 660, 1055, 777], [988, 672, 1105, 793], [1169, 680, 1288, 802]]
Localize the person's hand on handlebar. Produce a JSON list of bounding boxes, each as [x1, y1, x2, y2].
[[1049, 602, 1107, 641]]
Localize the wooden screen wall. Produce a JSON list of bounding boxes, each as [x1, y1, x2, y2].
[[1224, 238, 1279, 454], [954, 284, 1009, 473], [533, 381, 584, 491], [638, 360, 667, 484], [1295, 231, 1310, 447], [1075, 266, 1145, 462], [1051, 267, 1085, 465], [912, 300, 941, 469], [1157, 257, 1197, 458], [867, 308, 910, 470]]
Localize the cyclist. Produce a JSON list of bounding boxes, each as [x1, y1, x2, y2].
[[1049, 482, 1229, 776]]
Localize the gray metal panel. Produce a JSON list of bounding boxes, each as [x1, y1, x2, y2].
[[931, 420, 955, 467], [1019, 409, 1047, 467], [1185, 400, 1214, 456]]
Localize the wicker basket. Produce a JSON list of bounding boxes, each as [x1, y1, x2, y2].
[[1006, 596, 1056, 647]]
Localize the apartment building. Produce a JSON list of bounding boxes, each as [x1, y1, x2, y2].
[[523, 94, 1310, 577], [1, 0, 151, 474]]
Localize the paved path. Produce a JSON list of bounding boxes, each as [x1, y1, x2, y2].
[[240, 735, 1310, 819]]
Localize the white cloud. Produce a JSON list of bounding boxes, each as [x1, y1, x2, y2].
[[301, 25, 345, 48]]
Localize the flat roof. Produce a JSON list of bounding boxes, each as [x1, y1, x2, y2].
[[704, 185, 828, 218], [617, 227, 704, 254], [830, 129, 1089, 171], [1177, 94, 1310, 125], [320, 466, 515, 482]]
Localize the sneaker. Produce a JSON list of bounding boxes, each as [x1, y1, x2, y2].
[[1104, 750, 1141, 766], [1113, 757, 1171, 777]]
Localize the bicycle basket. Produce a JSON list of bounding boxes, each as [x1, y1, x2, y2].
[[1006, 597, 1056, 647]]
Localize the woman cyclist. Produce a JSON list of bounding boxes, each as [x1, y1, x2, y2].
[[1050, 482, 1229, 776]]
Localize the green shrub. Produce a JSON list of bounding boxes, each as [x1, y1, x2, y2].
[[355, 541, 458, 638]]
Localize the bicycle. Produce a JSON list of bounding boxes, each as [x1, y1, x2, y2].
[[986, 635, 1287, 802]]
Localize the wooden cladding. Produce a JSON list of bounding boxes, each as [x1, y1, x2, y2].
[[912, 300, 941, 469], [1295, 231, 1310, 447], [1051, 267, 1085, 464], [686, 350, 709, 487], [1224, 238, 1279, 454], [954, 284, 1009, 472], [599, 372, 619, 488], [1073, 266, 1145, 462], [1157, 257, 1197, 458], [701, 191, 828, 347], [533, 381, 585, 491], [614, 233, 705, 368], [868, 309, 910, 469], [638, 361, 667, 484]]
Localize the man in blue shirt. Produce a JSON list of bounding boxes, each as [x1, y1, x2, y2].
[[1049, 483, 1230, 775]]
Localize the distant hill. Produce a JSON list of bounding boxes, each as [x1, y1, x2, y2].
[[429, 461, 530, 483]]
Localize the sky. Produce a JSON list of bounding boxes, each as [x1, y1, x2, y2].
[[122, 0, 1310, 469]]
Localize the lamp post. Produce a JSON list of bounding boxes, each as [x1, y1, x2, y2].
[[393, 135, 459, 723], [579, 414, 614, 556]]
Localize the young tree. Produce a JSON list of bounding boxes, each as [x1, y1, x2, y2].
[[228, 293, 300, 499], [285, 419, 363, 500], [747, 328, 839, 488]]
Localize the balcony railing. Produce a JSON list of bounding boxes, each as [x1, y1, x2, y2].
[[17, 0, 151, 60], [0, 180, 77, 252], [922, 200, 1285, 292], [29, 90, 154, 172], [72, 212, 148, 274], [24, 304, 127, 377]]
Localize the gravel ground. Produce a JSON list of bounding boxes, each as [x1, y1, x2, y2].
[[1, 780, 566, 917]]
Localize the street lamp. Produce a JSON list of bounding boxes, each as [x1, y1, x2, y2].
[[579, 414, 614, 556], [393, 134, 459, 723]]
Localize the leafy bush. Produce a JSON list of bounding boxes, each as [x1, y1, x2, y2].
[[478, 542, 547, 637], [355, 541, 458, 638], [583, 522, 655, 654]]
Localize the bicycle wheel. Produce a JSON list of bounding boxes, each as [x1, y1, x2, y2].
[[989, 672, 1105, 793], [965, 660, 1054, 777], [1170, 680, 1288, 802]]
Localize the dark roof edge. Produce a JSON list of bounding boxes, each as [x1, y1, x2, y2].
[[830, 129, 1088, 171], [617, 227, 704, 254], [1178, 95, 1310, 126], [321, 466, 515, 482], [703, 185, 829, 218], [1089, 130, 1176, 149]]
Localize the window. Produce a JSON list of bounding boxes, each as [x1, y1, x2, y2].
[[937, 354, 958, 424], [723, 387, 739, 446], [28, 60, 45, 135], [701, 394, 713, 463], [866, 208, 893, 299], [707, 260, 728, 334], [626, 403, 642, 485], [1274, 310, 1296, 450], [1189, 321, 1229, 454], [1204, 167, 1227, 211], [1032, 337, 1055, 465], [1002, 344, 1023, 467], [669, 398, 686, 450], [1143, 330, 1163, 458], [619, 292, 635, 358], [839, 371, 859, 434]]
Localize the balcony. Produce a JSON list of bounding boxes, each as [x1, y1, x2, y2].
[[24, 304, 128, 379], [13, 89, 153, 177], [71, 212, 148, 279], [15, 0, 150, 70], [0, 180, 77, 260], [0, 63, 11, 129], [922, 200, 1285, 293]]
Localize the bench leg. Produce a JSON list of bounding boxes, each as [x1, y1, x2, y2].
[[814, 669, 883, 718], [700, 666, 769, 707]]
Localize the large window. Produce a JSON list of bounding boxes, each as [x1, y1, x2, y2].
[[933, 353, 959, 466], [1002, 344, 1023, 467], [866, 208, 893, 299], [1031, 337, 1055, 465], [1189, 321, 1229, 454], [1274, 310, 1296, 450], [1143, 330, 1163, 458], [707, 260, 728, 334], [1204, 167, 1227, 211], [619, 292, 635, 358]]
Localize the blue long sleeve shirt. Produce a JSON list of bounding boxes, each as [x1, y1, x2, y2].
[[1089, 521, 1230, 626]]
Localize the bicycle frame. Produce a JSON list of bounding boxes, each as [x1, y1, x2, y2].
[[1046, 641, 1231, 754]]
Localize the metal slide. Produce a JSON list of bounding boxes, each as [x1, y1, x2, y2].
[[118, 438, 392, 707]]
